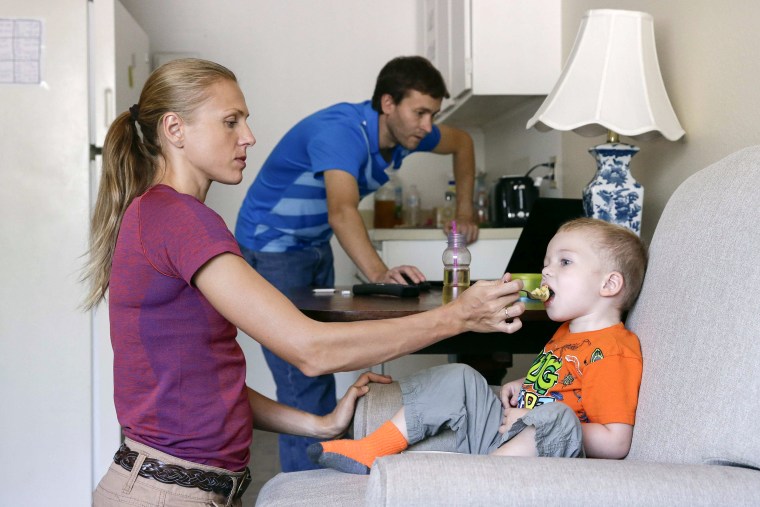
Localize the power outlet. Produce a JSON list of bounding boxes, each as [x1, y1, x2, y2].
[[549, 156, 561, 196], [549, 155, 558, 187]]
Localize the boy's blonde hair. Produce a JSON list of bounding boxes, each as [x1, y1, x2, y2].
[[558, 218, 648, 310]]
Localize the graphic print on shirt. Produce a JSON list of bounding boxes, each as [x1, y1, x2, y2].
[[519, 351, 563, 409], [518, 339, 597, 410]]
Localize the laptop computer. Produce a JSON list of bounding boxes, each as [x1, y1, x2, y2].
[[505, 198, 585, 274]]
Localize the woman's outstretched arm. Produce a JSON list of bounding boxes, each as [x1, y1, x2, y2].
[[194, 253, 524, 376]]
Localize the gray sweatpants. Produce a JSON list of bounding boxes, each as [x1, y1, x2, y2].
[[399, 363, 584, 457]]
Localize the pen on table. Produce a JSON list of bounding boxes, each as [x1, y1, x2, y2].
[[312, 288, 352, 296]]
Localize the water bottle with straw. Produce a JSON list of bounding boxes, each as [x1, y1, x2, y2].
[[442, 221, 471, 304]]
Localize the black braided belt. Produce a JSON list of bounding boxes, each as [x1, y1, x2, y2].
[[113, 444, 251, 500]]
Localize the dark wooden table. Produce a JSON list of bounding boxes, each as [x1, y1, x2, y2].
[[285, 286, 559, 356]]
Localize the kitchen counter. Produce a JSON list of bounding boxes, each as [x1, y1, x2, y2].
[[369, 227, 522, 241], [367, 227, 523, 281]]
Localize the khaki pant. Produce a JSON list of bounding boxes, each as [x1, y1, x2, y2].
[[93, 439, 245, 507]]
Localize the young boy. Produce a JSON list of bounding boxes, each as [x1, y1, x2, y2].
[[308, 218, 648, 473]]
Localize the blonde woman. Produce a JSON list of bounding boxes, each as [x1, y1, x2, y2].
[[82, 58, 524, 507]]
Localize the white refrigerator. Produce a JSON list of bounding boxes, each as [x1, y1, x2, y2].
[[0, 0, 149, 504]]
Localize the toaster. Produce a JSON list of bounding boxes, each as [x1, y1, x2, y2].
[[491, 176, 538, 227]]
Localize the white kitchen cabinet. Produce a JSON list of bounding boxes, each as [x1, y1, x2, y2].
[[370, 228, 522, 281], [422, 0, 561, 127]]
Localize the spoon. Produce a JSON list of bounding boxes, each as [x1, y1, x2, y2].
[[520, 288, 551, 302]]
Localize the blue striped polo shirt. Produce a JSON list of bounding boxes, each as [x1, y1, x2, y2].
[[235, 100, 441, 252]]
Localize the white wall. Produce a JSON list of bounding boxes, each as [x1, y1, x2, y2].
[[120, 0, 424, 397], [481, 97, 562, 190]]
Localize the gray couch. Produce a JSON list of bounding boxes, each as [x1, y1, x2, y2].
[[257, 147, 760, 506]]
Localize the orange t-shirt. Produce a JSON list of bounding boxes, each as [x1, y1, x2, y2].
[[518, 322, 642, 425]]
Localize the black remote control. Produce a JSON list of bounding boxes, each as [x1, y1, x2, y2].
[[352, 283, 420, 297], [401, 274, 431, 291]]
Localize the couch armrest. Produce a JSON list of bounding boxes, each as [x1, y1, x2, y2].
[[352, 382, 402, 438], [353, 381, 458, 452], [365, 453, 759, 506]]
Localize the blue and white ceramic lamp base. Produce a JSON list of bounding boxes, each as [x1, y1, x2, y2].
[[582, 142, 643, 235]]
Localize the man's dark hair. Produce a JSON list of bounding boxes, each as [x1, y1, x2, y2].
[[371, 56, 450, 112]]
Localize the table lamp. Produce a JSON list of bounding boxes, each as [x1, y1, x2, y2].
[[526, 9, 685, 234]]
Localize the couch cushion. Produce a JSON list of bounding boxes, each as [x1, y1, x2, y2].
[[366, 453, 760, 506], [626, 146, 760, 469], [255, 469, 367, 506]]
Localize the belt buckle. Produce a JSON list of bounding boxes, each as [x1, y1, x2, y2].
[[231, 467, 252, 501]]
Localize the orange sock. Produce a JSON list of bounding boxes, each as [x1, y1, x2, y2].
[[306, 420, 408, 475]]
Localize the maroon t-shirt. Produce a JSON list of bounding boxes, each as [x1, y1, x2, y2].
[[109, 184, 252, 471]]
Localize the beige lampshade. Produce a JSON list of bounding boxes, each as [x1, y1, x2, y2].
[[527, 9, 685, 141]]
